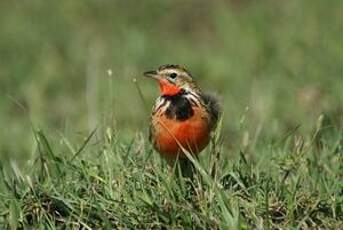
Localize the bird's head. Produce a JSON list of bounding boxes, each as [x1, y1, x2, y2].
[[144, 64, 200, 96]]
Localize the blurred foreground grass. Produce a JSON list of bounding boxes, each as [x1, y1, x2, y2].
[[0, 0, 342, 228]]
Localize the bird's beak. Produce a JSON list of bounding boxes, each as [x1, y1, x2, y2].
[[143, 70, 158, 79]]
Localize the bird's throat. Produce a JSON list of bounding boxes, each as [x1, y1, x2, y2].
[[158, 79, 182, 96]]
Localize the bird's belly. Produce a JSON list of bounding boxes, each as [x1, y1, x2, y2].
[[152, 112, 211, 159]]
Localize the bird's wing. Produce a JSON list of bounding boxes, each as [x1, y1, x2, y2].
[[202, 93, 221, 130]]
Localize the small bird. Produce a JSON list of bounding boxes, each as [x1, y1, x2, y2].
[[144, 64, 221, 176]]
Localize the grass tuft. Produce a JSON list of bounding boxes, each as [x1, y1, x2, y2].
[[0, 125, 342, 228]]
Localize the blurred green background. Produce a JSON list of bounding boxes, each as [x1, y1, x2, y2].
[[1, 0, 342, 160]]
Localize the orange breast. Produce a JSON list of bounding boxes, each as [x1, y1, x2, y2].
[[152, 107, 211, 159]]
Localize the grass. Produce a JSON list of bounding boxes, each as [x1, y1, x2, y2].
[[0, 0, 342, 228], [0, 116, 342, 229]]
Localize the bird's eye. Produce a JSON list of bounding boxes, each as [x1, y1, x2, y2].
[[169, 73, 177, 79]]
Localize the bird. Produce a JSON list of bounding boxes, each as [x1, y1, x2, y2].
[[143, 64, 221, 177]]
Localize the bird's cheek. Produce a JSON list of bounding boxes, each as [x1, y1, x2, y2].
[[158, 79, 181, 96]]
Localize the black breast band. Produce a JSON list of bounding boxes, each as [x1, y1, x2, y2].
[[162, 92, 194, 121]]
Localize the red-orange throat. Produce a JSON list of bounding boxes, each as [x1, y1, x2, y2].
[[158, 79, 182, 96]]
